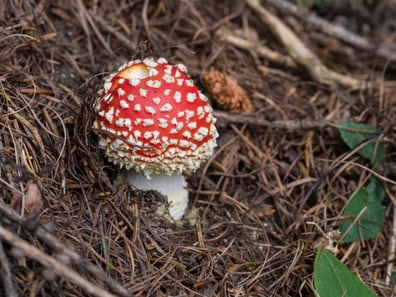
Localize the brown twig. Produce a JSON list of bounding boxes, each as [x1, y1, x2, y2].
[[245, 0, 370, 89], [216, 27, 298, 69], [0, 225, 117, 297], [268, 0, 396, 62], [213, 110, 331, 130], [386, 205, 396, 285], [0, 200, 131, 297], [0, 240, 18, 297], [88, 10, 136, 51]]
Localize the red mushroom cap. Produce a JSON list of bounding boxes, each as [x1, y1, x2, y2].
[[93, 57, 218, 176]]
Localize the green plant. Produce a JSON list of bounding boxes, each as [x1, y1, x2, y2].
[[338, 121, 385, 242], [313, 121, 385, 296], [314, 248, 377, 297]]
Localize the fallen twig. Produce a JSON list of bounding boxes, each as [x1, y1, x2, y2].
[[268, 0, 396, 62], [0, 240, 18, 297], [214, 110, 331, 130], [88, 10, 136, 51], [0, 225, 117, 297], [245, 0, 370, 89], [216, 27, 298, 69], [386, 205, 396, 285], [0, 200, 131, 297]]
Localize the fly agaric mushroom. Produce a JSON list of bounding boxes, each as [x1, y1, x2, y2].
[[93, 57, 218, 220]]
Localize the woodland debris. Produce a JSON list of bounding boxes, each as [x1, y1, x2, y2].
[[202, 69, 254, 113]]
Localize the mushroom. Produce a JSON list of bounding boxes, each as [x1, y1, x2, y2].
[[93, 57, 218, 220]]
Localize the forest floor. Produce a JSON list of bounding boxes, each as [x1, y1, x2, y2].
[[1, 0, 396, 296]]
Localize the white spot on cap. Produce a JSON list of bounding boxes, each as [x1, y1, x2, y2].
[[104, 81, 112, 92], [161, 136, 169, 144], [199, 92, 208, 101], [185, 110, 194, 121], [193, 127, 209, 142], [160, 103, 173, 112], [158, 118, 168, 128], [177, 111, 185, 118], [185, 79, 194, 87], [171, 118, 184, 131], [157, 57, 168, 64], [115, 118, 125, 127], [187, 122, 197, 129], [105, 107, 114, 123], [119, 100, 129, 109], [134, 104, 142, 112], [145, 106, 156, 115], [144, 131, 152, 139], [139, 88, 148, 97], [164, 65, 172, 74], [152, 97, 161, 105], [174, 70, 181, 77], [129, 78, 141, 86], [127, 94, 135, 101], [174, 91, 182, 103], [146, 80, 161, 88], [143, 119, 154, 126], [118, 78, 125, 84], [183, 131, 191, 138], [125, 118, 132, 129], [176, 63, 187, 73], [149, 67, 159, 76], [169, 139, 178, 145], [150, 138, 160, 145], [179, 140, 191, 148], [187, 92, 197, 103], [176, 79, 184, 86], [143, 57, 158, 67], [163, 89, 171, 96], [133, 130, 141, 140], [197, 106, 205, 119], [163, 74, 175, 83]]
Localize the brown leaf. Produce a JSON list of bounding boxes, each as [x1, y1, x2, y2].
[[11, 181, 43, 220]]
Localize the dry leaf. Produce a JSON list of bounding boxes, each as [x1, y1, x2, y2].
[[11, 180, 43, 220]]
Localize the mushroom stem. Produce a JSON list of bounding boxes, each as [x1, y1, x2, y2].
[[117, 169, 189, 220]]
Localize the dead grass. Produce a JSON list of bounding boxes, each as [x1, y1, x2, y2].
[[0, 0, 396, 296]]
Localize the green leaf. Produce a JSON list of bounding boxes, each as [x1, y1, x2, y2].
[[338, 121, 384, 167], [340, 176, 385, 243], [314, 247, 377, 297], [392, 272, 396, 282]]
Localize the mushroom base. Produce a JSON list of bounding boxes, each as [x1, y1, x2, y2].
[[117, 170, 189, 220]]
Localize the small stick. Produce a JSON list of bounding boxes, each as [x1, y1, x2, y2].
[[268, 0, 396, 62], [246, 0, 369, 89], [385, 205, 396, 285], [213, 110, 331, 130], [0, 200, 131, 297], [216, 27, 297, 69], [0, 240, 18, 297], [88, 10, 136, 51], [0, 225, 117, 297]]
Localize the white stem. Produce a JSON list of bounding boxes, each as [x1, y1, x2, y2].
[[117, 170, 189, 220]]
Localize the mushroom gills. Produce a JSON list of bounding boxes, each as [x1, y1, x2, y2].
[[118, 170, 189, 220]]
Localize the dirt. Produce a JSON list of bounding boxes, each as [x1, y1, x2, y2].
[[0, 0, 395, 296]]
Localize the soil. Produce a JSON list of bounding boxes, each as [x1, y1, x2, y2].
[[0, 0, 395, 296]]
